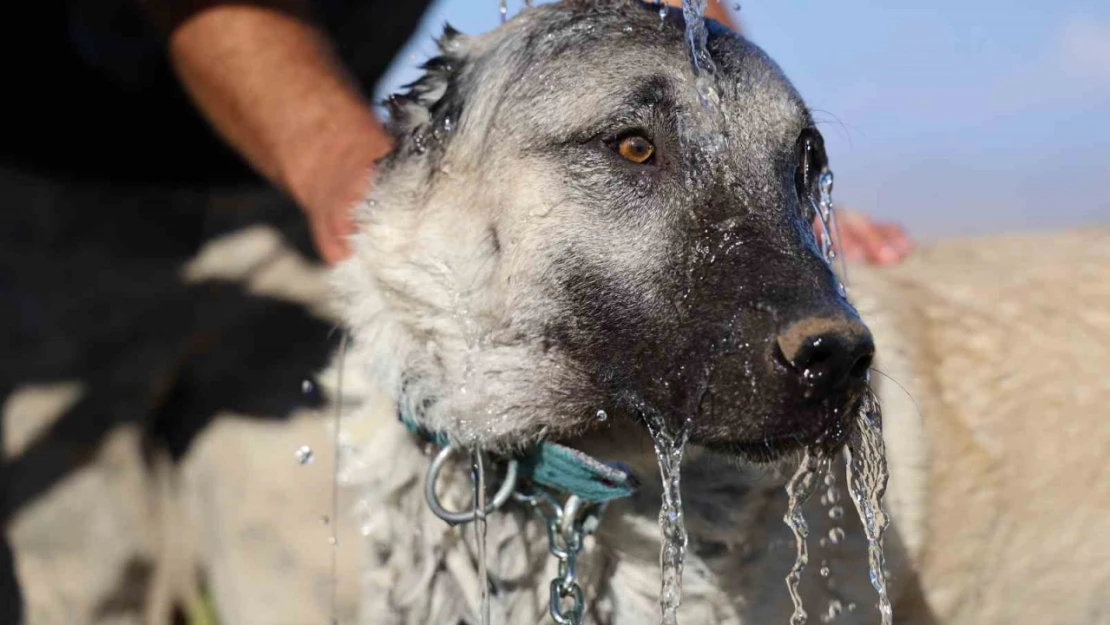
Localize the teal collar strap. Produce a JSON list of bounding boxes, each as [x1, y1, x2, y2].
[[400, 413, 638, 504]]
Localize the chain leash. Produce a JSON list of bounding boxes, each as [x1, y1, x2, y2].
[[423, 444, 602, 625], [512, 489, 600, 625]]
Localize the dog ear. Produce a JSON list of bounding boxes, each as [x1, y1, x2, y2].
[[381, 24, 469, 159]]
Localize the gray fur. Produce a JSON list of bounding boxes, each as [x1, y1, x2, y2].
[[334, 2, 880, 623], [337, 0, 863, 454]]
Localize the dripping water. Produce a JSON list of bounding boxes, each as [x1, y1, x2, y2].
[[472, 451, 491, 625], [645, 412, 690, 625], [812, 169, 848, 296], [328, 334, 348, 625], [844, 392, 893, 625], [782, 449, 830, 625], [679, 0, 721, 107], [818, 466, 847, 622]]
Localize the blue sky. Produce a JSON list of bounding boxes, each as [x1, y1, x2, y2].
[[375, 1, 1110, 240]]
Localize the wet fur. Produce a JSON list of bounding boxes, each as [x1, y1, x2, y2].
[[335, 2, 872, 622], [332, 2, 1110, 624]]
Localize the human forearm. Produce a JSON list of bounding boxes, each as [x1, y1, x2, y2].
[[144, 1, 391, 262], [159, 2, 391, 200]]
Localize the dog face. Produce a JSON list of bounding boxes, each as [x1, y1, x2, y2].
[[338, 0, 872, 459]]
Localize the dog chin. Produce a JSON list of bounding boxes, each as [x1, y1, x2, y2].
[[690, 394, 864, 466]]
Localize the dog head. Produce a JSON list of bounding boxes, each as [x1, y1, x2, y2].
[[336, 0, 873, 460]]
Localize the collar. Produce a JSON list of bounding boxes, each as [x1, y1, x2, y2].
[[399, 412, 638, 504]]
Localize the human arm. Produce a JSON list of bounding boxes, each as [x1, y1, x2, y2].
[[143, 0, 391, 264]]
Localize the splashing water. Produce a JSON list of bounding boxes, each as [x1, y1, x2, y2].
[[679, 0, 721, 107], [645, 413, 690, 625], [680, 0, 711, 72], [472, 451, 491, 625], [783, 449, 831, 625], [844, 393, 893, 625]]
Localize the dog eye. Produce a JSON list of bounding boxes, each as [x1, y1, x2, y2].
[[615, 135, 655, 164], [794, 129, 826, 207]]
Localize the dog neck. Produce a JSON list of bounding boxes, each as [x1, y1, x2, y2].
[[339, 394, 915, 625]]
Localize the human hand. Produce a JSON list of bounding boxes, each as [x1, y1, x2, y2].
[[282, 109, 393, 265], [817, 208, 914, 266], [295, 143, 375, 265], [162, 2, 392, 265]]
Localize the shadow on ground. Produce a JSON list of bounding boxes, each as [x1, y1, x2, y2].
[[0, 166, 339, 623]]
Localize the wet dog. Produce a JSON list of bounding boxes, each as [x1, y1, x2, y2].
[[329, 1, 1110, 624]]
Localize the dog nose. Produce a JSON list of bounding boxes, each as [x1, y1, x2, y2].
[[775, 315, 874, 397]]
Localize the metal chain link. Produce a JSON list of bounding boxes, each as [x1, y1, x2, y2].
[[512, 490, 599, 625], [421, 444, 603, 625]]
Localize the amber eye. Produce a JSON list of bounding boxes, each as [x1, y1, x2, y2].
[[616, 135, 655, 164]]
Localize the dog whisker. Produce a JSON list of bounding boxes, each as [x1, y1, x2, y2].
[[868, 367, 922, 424]]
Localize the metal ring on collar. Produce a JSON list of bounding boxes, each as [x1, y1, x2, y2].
[[424, 444, 519, 525]]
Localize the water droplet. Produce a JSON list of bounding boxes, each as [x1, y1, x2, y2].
[[732, 2, 741, 10], [821, 599, 843, 622], [321, 515, 330, 525], [622, 25, 633, 33], [328, 536, 338, 546], [295, 445, 315, 465], [829, 505, 845, 520], [596, 409, 608, 422], [301, 379, 315, 395], [820, 565, 831, 578], [828, 527, 846, 545]]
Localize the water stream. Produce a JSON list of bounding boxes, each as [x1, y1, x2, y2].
[[679, 0, 722, 108], [472, 451, 491, 625], [783, 449, 831, 625], [329, 335, 348, 624], [844, 392, 893, 625], [645, 412, 691, 625]]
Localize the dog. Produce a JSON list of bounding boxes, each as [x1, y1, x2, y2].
[[6, 1, 1107, 624], [330, 1, 1110, 624]]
